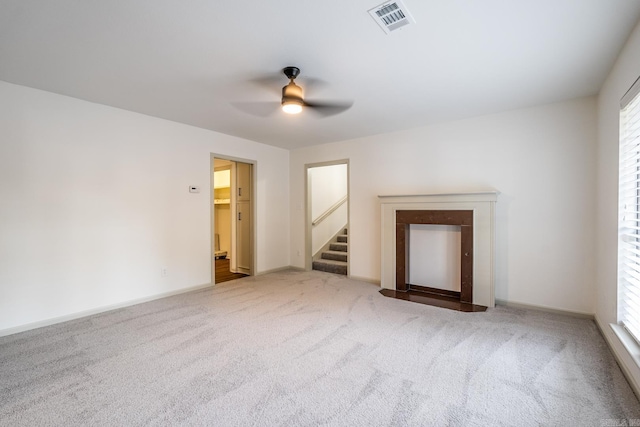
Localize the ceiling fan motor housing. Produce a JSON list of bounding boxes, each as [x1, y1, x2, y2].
[[283, 66, 300, 80], [282, 81, 304, 106]]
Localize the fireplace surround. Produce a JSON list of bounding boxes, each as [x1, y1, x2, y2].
[[379, 192, 498, 308]]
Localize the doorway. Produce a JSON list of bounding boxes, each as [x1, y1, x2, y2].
[[211, 155, 255, 284], [305, 160, 349, 274]]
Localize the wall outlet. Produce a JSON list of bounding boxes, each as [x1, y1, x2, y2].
[[161, 267, 168, 277]]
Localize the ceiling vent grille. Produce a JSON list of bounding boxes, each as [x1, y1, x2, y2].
[[368, 1, 415, 34]]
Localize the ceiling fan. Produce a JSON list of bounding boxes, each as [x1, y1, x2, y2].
[[234, 67, 353, 118]]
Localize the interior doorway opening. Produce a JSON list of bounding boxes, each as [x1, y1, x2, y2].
[[211, 155, 255, 284], [305, 160, 350, 275]]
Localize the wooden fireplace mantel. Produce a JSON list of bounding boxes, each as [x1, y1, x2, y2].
[[379, 191, 498, 308]]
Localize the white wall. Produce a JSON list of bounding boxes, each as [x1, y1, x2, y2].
[[595, 20, 640, 392], [0, 81, 290, 332], [309, 164, 348, 220], [290, 97, 597, 314]]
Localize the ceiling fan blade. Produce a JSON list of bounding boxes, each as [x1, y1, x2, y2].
[[231, 101, 280, 117], [299, 77, 327, 95], [304, 100, 353, 117], [247, 74, 285, 96]]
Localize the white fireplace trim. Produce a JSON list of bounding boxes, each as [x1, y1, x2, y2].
[[379, 191, 499, 307]]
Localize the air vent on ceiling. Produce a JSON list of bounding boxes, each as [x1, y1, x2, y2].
[[368, 1, 415, 34]]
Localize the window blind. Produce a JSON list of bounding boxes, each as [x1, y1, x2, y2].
[[619, 75, 640, 344]]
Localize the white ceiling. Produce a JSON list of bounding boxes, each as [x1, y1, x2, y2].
[[1, 1, 639, 150]]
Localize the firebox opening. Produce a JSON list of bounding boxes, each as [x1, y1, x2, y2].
[[408, 224, 461, 293]]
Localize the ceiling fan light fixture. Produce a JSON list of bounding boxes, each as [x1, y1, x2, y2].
[[282, 101, 303, 114], [282, 80, 304, 114]]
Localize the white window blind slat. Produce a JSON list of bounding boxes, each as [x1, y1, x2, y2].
[[619, 212, 640, 219], [620, 258, 640, 274], [620, 286, 640, 305], [622, 305, 640, 324], [619, 177, 640, 187], [618, 162, 640, 175], [620, 167, 640, 177], [619, 275, 640, 297], [621, 245, 640, 258], [621, 254, 640, 268], [623, 299, 640, 321], [620, 264, 640, 286], [620, 226, 640, 234]]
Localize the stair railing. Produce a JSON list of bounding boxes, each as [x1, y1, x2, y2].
[[312, 195, 348, 226]]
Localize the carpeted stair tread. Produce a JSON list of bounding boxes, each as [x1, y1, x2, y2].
[[329, 242, 348, 252], [313, 259, 347, 275], [321, 250, 348, 262], [337, 235, 348, 243]]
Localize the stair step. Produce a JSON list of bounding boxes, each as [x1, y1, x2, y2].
[[322, 250, 347, 262], [330, 242, 348, 252], [313, 259, 347, 275], [337, 235, 348, 243]]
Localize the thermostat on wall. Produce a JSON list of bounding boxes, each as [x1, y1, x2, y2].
[[189, 186, 200, 193]]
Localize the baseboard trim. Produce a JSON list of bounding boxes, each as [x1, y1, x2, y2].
[[0, 282, 214, 338], [258, 267, 381, 285], [348, 275, 381, 286], [494, 299, 594, 319], [257, 266, 305, 275], [594, 315, 640, 399]]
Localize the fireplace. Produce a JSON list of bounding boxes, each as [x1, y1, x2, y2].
[[379, 192, 498, 308]]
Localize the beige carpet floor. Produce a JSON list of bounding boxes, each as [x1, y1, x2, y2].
[[1, 269, 639, 426]]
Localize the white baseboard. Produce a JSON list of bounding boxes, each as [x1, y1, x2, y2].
[[259, 267, 380, 286], [494, 299, 594, 319], [348, 275, 381, 286], [257, 266, 305, 275], [0, 282, 214, 338]]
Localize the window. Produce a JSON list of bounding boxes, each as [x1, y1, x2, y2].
[[618, 75, 640, 344]]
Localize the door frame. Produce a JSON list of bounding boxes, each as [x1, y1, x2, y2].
[[210, 153, 257, 285], [304, 159, 350, 273]]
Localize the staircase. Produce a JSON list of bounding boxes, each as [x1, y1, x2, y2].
[[312, 229, 348, 275]]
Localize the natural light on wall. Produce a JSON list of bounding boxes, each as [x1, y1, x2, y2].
[[618, 75, 640, 345]]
